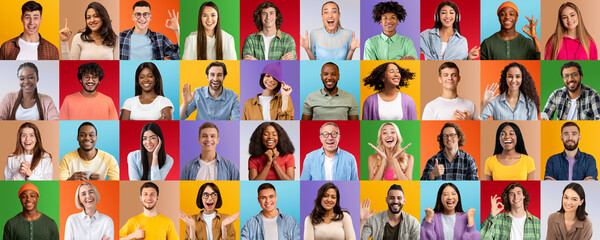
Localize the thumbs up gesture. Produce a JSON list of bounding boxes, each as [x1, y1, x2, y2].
[[131, 224, 145, 239], [430, 158, 445, 179], [59, 18, 72, 42]]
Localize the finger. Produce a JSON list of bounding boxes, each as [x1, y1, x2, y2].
[[64, 18, 68, 28], [177, 11, 179, 20], [534, 18, 538, 26], [401, 143, 412, 151], [368, 142, 377, 149], [525, 15, 531, 22], [352, 32, 356, 40], [305, 30, 309, 38], [434, 158, 438, 166], [168, 9, 173, 18], [137, 224, 141, 229], [370, 209, 375, 215]]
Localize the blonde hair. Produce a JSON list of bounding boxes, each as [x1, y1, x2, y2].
[[549, 2, 595, 60], [374, 122, 407, 171], [75, 182, 100, 209], [321, 1, 343, 29]]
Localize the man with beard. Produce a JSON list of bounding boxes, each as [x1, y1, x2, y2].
[[59, 122, 119, 180], [544, 122, 597, 181], [542, 61, 600, 120], [59, 62, 119, 120], [301, 62, 359, 120], [3, 183, 59, 240], [422, 62, 479, 120], [359, 184, 419, 240], [120, 182, 178, 240], [180, 61, 240, 120]]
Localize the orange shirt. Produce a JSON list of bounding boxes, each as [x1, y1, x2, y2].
[[59, 92, 118, 120]]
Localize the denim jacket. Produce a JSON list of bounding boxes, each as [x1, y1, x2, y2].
[[420, 28, 469, 60]]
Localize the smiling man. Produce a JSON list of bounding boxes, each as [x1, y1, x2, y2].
[[241, 183, 300, 240], [3, 183, 59, 240], [241, 1, 296, 60], [360, 184, 419, 240], [545, 121, 598, 181], [302, 62, 359, 120], [422, 62, 479, 120], [364, 1, 417, 60]]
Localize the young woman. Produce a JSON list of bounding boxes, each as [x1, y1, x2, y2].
[[182, 1, 237, 60], [120, 62, 174, 120], [481, 62, 540, 120], [4, 122, 52, 180], [64, 182, 114, 240], [483, 122, 535, 180], [0, 62, 59, 120], [368, 122, 413, 180], [420, 1, 479, 60], [300, 1, 360, 60], [179, 183, 239, 240], [304, 183, 356, 240], [362, 62, 417, 120], [242, 61, 293, 120], [59, 2, 118, 60], [248, 122, 295, 180], [545, 2, 597, 60], [546, 183, 592, 240], [421, 183, 479, 240], [127, 122, 173, 180]]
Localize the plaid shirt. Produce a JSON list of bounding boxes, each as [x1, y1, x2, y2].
[[119, 27, 179, 60], [481, 212, 540, 240], [0, 33, 59, 60], [421, 149, 479, 180], [541, 84, 600, 120], [241, 30, 296, 60]]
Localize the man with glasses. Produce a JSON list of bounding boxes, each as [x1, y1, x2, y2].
[[542, 61, 600, 120], [59, 62, 118, 120], [420, 122, 478, 180], [300, 122, 358, 180], [119, 0, 180, 60]]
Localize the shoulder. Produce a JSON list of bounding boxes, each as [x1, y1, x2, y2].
[[97, 149, 117, 161], [485, 155, 498, 163], [37, 93, 55, 102], [547, 212, 560, 221], [365, 93, 378, 102], [128, 150, 141, 158], [62, 149, 81, 161], [185, 31, 198, 41], [2, 91, 19, 101], [72, 32, 84, 41], [40, 213, 57, 224], [402, 211, 419, 224], [342, 211, 352, 219], [64, 92, 82, 100], [421, 28, 434, 37], [305, 149, 323, 158], [221, 30, 234, 39], [520, 154, 534, 161]]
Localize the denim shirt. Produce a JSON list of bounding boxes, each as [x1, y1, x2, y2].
[[545, 150, 598, 180], [241, 210, 300, 240], [180, 154, 240, 180], [480, 92, 538, 120], [300, 148, 359, 181], [420, 28, 469, 60], [183, 86, 241, 120]]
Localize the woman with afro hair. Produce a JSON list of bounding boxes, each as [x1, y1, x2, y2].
[[362, 62, 417, 120], [248, 122, 295, 180]]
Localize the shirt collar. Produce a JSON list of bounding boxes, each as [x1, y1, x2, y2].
[[320, 88, 339, 97], [197, 210, 221, 221], [499, 91, 526, 103], [379, 32, 399, 42], [430, 28, 462, 38], [79, 210, 99, 220], [503, 210, 535, 220], [201, 87, 226, 100], [257, 29, 283, 39]]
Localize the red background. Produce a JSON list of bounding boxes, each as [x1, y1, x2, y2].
[[59, 60, 120, 113], [480, 180, 541, 221]]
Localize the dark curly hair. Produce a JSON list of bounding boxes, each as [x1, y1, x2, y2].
[[80, 2, 117, 47], [363, 62, 414, 91], [372, 1, 406, 23], [433, 182, 464, 213], [252, 1, 282, 31], [433, 1, 461, 34], [437, 122, 465, 150], [77, 62, 105, 81], [248, 122, 295, 158], [134, 62, 164, 96], [310, 182, 347, 225], [498, 62, 540, 116], [493, 122, 527, 155], [501, 182, 530, 212]]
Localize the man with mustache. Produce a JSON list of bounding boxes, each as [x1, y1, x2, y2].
[[544, 122, 597, 181], [302, 62, 359, 120], [542, 61, 600, 120], [3, 183, 59, 240], [359, 184, 420, 240]]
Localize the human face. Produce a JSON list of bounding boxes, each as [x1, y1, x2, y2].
[[140, 187, 158, 210], [258, 188, 277, 213], [199, 127, 220, 152], [508, 186, 525, 210], [201, 186, 218, 214], [562, 188, 583, 213], [440, 185, 458, 213], [20, 127, 37, 155], [21, 10, 41, 36], [321, 188, 337, 211], [262, 125, 278, 150], [498, 7, 517, 30], [19, 189, 38, 211], [386, 189, 405, 214], [442, 127, 458, 151], [261, 7, 276, 30], [142, 130, 159, 153], [561, 6, 578, 31], [379, 12, 398, 35], [207, 66, 224, 91], [499, 125, 517, 151], [380, 124, 398, 149], [18, 66, 38, 95], [138, 68, 156, 93], [86, 8, 103, 32], [321, 2, 340, 33], [321, 64, 339, 92], [506, 67, 522, 92], [79, 72, 100, 93], [383, 64, 401, 88], [320, 124, 340, 154], [133, 6, 151, 31], [562, 66, 581, 93], [79, 184, 97, 210], [201, 6, 218, 31], [438, 67, 460, 90], [439, 5, 456, 28], [77, 125, 97, 152], [262, 74, 279, 91], [561, 126, 580, 151]]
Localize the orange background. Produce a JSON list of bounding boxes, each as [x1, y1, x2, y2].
[[118, 0, 179, 46], [0, 0, 60, 48], [359, 181, 421, 222], [119, 181, 180, 232]]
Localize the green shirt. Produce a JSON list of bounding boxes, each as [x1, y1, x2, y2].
[[480, 33, 540, 60], [3, 213, 59, 240], [241, 30, 296, 60], [364, 33, 418, 60], [481, 212, 540, 240], [302, 88, 359, 120]]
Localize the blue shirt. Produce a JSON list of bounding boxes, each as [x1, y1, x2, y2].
[[181, 154, 240, 180], [300, 148, 358, 181], [183, 87, 241, 120], [241, 210, 299, 240], [119, 27, 180, 60], [420, 28, 469, 60], [310, 28, 353, 60], [480, 92, 538, 120], [545, 150, 598, 180], [127, 150, 174, 180], [129, 33, 153, 60]]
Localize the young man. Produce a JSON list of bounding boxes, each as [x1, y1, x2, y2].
[[360, 184, 420, 240], [480, 1, 540, 60], [59, 62, 119, 120], [481, 182, 540, 239], [181, 122, 240, 180], [120, 182, 179, 240], [301, 122, 358, 180], [3, 183, 59, 240], [421, 122, 479, 180], [364, 1, 417, 60], [302, 62, 359, 120], [119, 0, 180, 60], [545, 121, 598, 181], [240, 183, 300, 240], [422, 62, 479, 120], [542, 61, 600, 120], [59, 122, 119, 181], [180, 61, 241, 120], [0, 1, 59, 60], [241, 1, 296, 60]]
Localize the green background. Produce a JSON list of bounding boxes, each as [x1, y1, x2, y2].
[[0, 181, 60, 236], [359, 121, 421, 180]]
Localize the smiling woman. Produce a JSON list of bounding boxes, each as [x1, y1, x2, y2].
[[127, 122, 173, 180], [304, 182, 355, 240], [4, 122, 53, 180], [64, 182, 114, 240], [120, 62, 174, 120], [483, 122, 535, 181], [242, 61, 294, 120], [421, 183, 479, 240], [248, 121, 295, 180], [367, 122, 414, 180]]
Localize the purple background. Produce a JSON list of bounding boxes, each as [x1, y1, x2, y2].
[[360, 0, 421, 59], [239, 61, 301, 120], [300, 181, 360, 239], [179, 120, 241, 177]]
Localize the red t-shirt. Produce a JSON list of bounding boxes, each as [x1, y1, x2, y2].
[[248, 153, 295, 180]]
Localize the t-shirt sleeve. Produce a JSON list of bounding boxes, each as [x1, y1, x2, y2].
[[484, 157, 493, 176], [119, 218, 135, 237], [349, 96, 359, 116], [107, 97, 119, 120], [167, 219, 178, 240], [122, 97, 133, 111], [285, 154, 296, 168], [106, 155, 120, 180], [302, 96, 313, 115], [248, 157, 259, 169], [525, 155, 535, 173]]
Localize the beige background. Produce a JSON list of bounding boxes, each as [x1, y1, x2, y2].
[[0, 120, 60, 180], [119, 181, 180, 232]]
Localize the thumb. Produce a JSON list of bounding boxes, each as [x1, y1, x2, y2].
[[434, 158, 438, 166], [137, 223, 141, 230], [352, 31, 356, 39], [305, 30, 309, 38]]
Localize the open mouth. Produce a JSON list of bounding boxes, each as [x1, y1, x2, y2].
[[327, 19, 335, 27], [210, 81, 221, 88], [445, 200, 455, 208], [206, 202, 215, 208]]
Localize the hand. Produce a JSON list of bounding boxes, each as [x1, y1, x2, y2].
[[392, 143, 411, 160], [300, 30, 309, 50], [545, 176, 556, 181], [101, 235, 110, 240], [466, 208, 476, 219], [131, 224, 145, 239], [165, 10, 180, 32], [490, 195, 504, 216], [280, 81, 292, 96], [20, 162, 32, 177], [522, 15, 539, 40], [467, 46, 480, 60], [271, 148, 280, 163], [243, 55, 258, 60], [368, 142, 387, 161], [360, 198, 375, 223], [59, 18, 72, 42], [179, 210, 196, 227], [462, 110, 472, 120], [400, 55, 416, 60], [264, 149, 274, 163], [182, 83, 195, 104], [68, 171, 89, 181], [89, 173, 100, 181], [280, 52, 295, 60], [431, 159, 445, 178], [152, 137, 162, 159], [451, 110, 470, 120], [583, 176, 595, 181], [425, 207, 434, 223], [483, 83, 500, 106], [350, 32, 360, 51], [222, 212, 239, 227]]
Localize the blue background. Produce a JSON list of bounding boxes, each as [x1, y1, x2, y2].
[[59, 120, 120, 165], [420, 180, 481, 230], [239, 181, 301, 230], [480, 0, 541, 44]]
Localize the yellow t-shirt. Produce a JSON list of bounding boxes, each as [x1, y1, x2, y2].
[[484, 154, 535, 180], [59, 149, 119, 180], [119, 213, 179, 240]]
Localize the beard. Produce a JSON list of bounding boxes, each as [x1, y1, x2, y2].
[[388, 202, 403, 214], [323, 82, 338, 93], [563, 140, 579, 151], [566, 81, 581, 93]]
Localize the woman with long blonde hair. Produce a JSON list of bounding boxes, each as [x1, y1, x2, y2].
[[368, 122, 413, 180], [544, 2, 597, 60]]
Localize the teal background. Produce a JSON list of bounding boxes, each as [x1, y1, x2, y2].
[[239, 181, 300, 231], [59, 120, 120, 166], [420, 181, 481, 230], [480, 0, 541, 44]]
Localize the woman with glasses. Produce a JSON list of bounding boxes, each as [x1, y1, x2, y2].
[[248, 122, 295, 180], [367, 122, 413, 180]]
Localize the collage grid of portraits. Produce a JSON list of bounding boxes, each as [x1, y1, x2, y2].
[[0, 0, 599, 239]]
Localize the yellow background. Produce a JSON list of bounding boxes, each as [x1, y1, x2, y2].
[[359, 181, 421, 223], [0, 0, 60, 48]]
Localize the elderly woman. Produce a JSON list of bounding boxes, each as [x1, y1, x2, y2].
[[64, 182, 114, 240]]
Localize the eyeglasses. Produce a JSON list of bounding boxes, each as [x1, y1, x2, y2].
[[134, 12, 151, 19], [202, 192, 218, 199], [442, 133, 457, 139], [562, 72, 580, 80], [83, 75, 99, 81], [320, 131, 339, 138]]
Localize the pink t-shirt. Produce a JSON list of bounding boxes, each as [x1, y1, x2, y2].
[[248, 153, 295, 180], [545, 36, 598, 60], [59, 92, 118, 120]]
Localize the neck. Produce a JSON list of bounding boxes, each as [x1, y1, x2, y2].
[[133, 27, 148, 35], [80, 90, 98, 98], [262, 209, 278, 219], [568, 87, 581, 99], [203, 209, 216, 215], [510, 207, 526, 218], [501, 149, 518, 156], [324, 148, 338, 158], [200, 151, 217, 162], [22, 90, 36, 99], [261, 89, 275, 97], [382, 30, 396, 38], [91, 31, 102, 40], [209, 87, 223, 99], [507, 90, 520, 99], [441, 88, 458, 99], [381, 86, 398, 96], [387, 209, 402, 221], [20, 32, 40, 43], [326, 27, 338, 34], [24, 149, 34, 155], [143, 208, 158, 217], [20, 209, 41, 220], [140, 91, 157, 98], [77, 148, 98, 161], [565, 148, 578, 158], [564, 211, 577, 221], [84, 207, 97, 218], [262, 27, 277, 37], [498, 28, 518, 38], [439, 26, 455, 35], [324, 87, 338, 96], [205, 29, 215, 38], [444, 147, 458, 160], [566, 29, 577, 39]]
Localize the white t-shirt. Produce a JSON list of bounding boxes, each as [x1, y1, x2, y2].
[[202, 212, 216, 240], [422, 96, 479, 120], [441, 214, 456, 240], [324, 156, 334, 181], [121, 96, 174, 120], [378, 93, 403, 120], [262, 35, 275, 60], [182, 30, 238, 60], [259, 95, 274, 121], [440, 42, 448, 58], [510, 213, 526, 240], [566, 98, 578, 120], [196, 159, 218, 180], [262, 214, 278, 240], [17, 38, 39, 60], [16, 103, 40, 120]]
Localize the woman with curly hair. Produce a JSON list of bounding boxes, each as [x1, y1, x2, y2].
[[364, 1, 417, 60], [483, 122, 535, 180], [59, 2, 118, 60], [545, 2, 597, 60], [421, 183, 479, 240], [362, 62, 417, 120], [367, 122, 413, 180], [4, 122, 53, 180], [120, 62, 174, 120], [304, 182, 355, 240], [248, 122, 295, 180], [127, 122, 173, 180], [481, 62, 540, 120], [183, 1, 237, 60]]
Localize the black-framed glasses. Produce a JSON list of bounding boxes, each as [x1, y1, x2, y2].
[[442, 133, 457, 139], [202, 192, 218, 199], [134, 12, 151, 19], [320, 131, 339, 138], [562, 72, 580, 80]]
